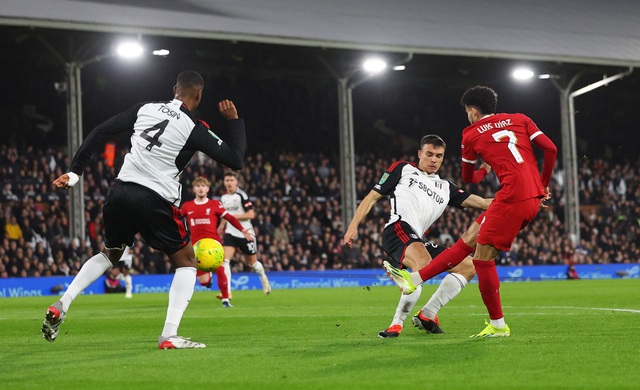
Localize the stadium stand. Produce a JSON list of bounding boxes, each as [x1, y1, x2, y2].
[[1, 143, 639, 279]]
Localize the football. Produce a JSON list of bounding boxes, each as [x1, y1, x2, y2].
[[193, 238, 225, 272]]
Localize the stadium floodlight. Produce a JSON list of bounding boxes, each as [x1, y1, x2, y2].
[[38, 34, 169, 241], [362, 58, 387, 74], [317, 52, 412, 225], [65, 40, 165, 240], [512, 67, 535, 81], [152, 49, 171, 57], [393, 65, 406, 71], [116, 41, 144, 59]]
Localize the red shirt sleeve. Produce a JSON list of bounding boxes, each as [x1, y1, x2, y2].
[[531, 133, 558, 187], [180, 201, 190, 216], [461, 133, 479, 183], [470, 166, 489, 183], [215, 200, 245, 231], [223, 213, 245, 231], [461, 162, 476, 183]]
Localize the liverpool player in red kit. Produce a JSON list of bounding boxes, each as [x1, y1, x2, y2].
[[460, 85, 557, 337], [181, 176, 253, 307]]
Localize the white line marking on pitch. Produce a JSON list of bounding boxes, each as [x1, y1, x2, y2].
[[517, 305, 640, 314]]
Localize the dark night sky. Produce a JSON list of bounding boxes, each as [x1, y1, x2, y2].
[[1, 26, 639, 164]]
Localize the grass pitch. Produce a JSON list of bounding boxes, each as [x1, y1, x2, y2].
[[1, 279, 639, 389]]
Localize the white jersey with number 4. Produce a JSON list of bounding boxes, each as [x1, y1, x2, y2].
[[69, 98, 246, 206]]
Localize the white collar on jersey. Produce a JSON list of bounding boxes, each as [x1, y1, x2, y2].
[[415, 165, 440, 178], [194, 198, 209, 205]]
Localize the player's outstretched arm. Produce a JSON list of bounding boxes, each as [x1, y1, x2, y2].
[[532, 133, 558, 188], [52, 172, 79, 190], [222, 212, 254, 241], [460, 194, 493, 211], [344, 190, 383, 247], [188, 112, 246, 169], [470, 162, 492, 183]]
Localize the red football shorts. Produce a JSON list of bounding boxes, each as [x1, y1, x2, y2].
[[476, 197, 540, 251]]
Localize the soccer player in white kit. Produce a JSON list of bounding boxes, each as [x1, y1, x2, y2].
[[42, 71, 246, 349], [116, 246, 134, 299], [344, 135, 492, 337], [219, 171, 271, 297]]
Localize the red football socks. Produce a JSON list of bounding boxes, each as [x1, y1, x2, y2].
[[473, 259, 504, 320], [198, 272, 212, 287], [216, 266, 230, 299], [418, 239, 474, 282]]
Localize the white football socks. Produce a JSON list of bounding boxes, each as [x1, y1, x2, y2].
[[124, 274, 133, 295], [251, 260, 266, 276], [161, 267, 196, 338], [60, 252, 113, 312], [490, 318, 506, 328], [390, 285, 423, 327], [421, 273, 468, 320], [410, 271, 424, 287]]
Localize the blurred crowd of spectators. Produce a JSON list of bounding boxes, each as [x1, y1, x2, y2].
[[2, 143, 640, 279]]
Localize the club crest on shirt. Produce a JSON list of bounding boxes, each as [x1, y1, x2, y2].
[[435, 182, 442, 189], [206, 208, 210, 215]]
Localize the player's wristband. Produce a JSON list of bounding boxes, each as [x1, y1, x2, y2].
[[67, 172, 80, 187]]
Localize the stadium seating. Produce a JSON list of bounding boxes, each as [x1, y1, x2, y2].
[[1, 144, 639, 278]]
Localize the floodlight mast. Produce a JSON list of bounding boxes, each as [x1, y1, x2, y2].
[[321, 53, 412, 226], [514, 67, 633, 246], [65, 42, 145, 242], [38, 37, 153, 241]]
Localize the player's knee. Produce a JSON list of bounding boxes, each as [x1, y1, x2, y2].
[[458, 257, 476, 280], [402, 256, 427, 271]]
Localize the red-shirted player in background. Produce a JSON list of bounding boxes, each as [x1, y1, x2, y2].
[[460, 85, 557, 337], [181, 176, 253, 308]]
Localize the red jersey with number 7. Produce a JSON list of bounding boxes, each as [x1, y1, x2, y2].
[[461, 113, 545, 203]]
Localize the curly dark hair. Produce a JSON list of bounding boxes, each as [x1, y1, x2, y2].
[[460, 86, 497, 115]]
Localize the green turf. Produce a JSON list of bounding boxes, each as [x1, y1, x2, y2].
[[1, 279, 639, 389]]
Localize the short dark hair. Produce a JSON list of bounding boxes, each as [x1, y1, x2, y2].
[[420, 134, 446, 150], [460, 85, 497, 115], [224, 171, 238, 178], [176, 70, 204, 90]]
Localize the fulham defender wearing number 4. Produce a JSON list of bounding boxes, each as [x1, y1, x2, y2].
[[43, 71, 246, 349]]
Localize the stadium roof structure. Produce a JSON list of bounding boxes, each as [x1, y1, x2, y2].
[[1, 0, 639, 67]]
